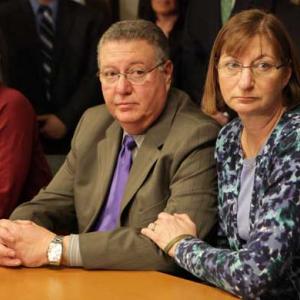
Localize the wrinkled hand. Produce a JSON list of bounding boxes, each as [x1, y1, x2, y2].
[[0, 219, 55, 267], [38, 114, 67, 139], [141, 212, 197, 257]]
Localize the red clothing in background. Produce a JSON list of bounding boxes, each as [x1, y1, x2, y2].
[[0, 86, 52, 218]]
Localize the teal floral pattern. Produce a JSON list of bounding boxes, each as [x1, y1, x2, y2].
[[174, 107, 300, 299]]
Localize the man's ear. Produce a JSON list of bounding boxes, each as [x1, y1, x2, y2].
[[163, 60, 173, 88]]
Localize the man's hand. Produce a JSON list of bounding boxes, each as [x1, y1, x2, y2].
[[0, 220, 21, 267], [38, 114, 67, 139], [0, 219, 55, 267]]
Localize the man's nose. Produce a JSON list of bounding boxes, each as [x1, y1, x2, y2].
[[115, 74, 133, 94]]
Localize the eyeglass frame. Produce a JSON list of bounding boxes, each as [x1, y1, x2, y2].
[[97, 61, 166, 85], [216, 60, 288, 78]]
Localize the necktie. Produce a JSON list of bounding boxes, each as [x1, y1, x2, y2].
[[221, 0, 234, 25], [38, 5, 55, 101], [95, 135, 136, 231]]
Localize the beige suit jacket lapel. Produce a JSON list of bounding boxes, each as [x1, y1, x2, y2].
[[88, 121, 122, 227], [120, 92, 178, 215]]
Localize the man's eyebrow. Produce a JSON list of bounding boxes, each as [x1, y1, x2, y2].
[[101, 61, 148, 70]]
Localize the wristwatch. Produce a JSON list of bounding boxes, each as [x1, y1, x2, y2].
[[47, 235, 64, 266]]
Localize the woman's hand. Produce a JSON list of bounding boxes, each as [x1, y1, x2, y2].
[[141, 212, 197, 257]]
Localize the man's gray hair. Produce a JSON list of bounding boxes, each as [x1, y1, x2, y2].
[[98, 19, 170, 64]]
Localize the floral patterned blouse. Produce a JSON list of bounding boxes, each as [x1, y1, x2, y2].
[[174, 106, 300, 299]]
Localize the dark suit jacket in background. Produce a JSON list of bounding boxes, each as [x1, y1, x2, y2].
[[11, 88, 220, 272], [84, 0, 113, 26], [0, 0, 108, 153], [181, 0, 300, 103]]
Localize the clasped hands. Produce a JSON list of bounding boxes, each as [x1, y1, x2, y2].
[[0, 213, 196, 267], [141, 212, 197, 257], [0, 219, 55, 267]]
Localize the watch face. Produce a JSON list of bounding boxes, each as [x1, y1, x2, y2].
[[48, 238, 63, 265]]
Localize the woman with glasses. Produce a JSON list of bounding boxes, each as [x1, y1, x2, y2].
[[142, 9, 300, 299]]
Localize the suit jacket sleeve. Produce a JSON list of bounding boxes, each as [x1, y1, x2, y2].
[[79, 144, 217, 272]]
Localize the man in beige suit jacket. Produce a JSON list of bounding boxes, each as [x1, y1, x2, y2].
[[0, 20, 219, 272]]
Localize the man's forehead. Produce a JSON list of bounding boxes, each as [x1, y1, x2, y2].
[[100, 40, 156, 65], [101, 40, 155, 55]]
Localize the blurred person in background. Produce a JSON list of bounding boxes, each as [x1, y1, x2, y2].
[[138, 0, 187, 88], [0, 29, 51, 219], [0, 0, 108, 154]]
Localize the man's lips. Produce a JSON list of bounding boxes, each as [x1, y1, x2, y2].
[[115, 102, 137, 110]]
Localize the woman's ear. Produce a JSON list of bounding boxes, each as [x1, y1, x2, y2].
[[282, 65, 292, 88]]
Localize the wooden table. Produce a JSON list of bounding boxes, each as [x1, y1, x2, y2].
[[0, 268, 237, 300]]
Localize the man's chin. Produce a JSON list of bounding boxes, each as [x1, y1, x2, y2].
[[116, 115, 140, 125]]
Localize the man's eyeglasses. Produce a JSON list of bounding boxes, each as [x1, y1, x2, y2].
[[98, 61, 166, 85], [217, 60, 287, 77]]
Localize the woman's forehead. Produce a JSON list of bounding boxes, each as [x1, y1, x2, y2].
[[220, 34, 278, 59]]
